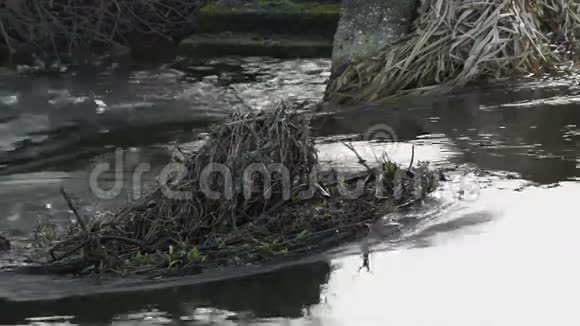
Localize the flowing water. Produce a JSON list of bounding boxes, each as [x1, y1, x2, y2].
[[0, 57, 578, 325]]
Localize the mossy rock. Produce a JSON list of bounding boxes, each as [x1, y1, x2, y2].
[[178, 32, 332, 58], [202, 0, 340, 14], [198, 1, 340, 37]]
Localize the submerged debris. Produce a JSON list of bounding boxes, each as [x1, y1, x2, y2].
[[326, 0, 580, 103], [0, 234, 9, 251], [36, 103, 439, 276]]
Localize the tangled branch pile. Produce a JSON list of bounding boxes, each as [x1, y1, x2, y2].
[[326, 0, 580, 103], [0, 0, 204, 62], [39, 104, 438, 276]]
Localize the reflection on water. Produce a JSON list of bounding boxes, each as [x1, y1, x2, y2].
[[0, 57, 579, 325], [313, 82, 580, 184], [309, 181, 580, 326], [0, 262, 331, 324]]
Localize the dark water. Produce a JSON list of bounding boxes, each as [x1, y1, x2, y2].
[[0, 57, 578, 325]]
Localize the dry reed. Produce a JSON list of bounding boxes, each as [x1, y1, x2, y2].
[[325, 0, 580, 103]]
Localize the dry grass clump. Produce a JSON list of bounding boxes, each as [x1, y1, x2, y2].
[[36, 104, 439, 276], [325, 0, 580, 103]]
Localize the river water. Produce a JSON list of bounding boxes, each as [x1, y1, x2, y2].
[[0, 57, 578, 325]]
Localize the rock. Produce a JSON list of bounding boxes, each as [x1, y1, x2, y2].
[[331, 0, 416, 75], [0, 234, 10, 251]]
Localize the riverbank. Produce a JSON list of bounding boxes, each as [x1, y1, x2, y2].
[[178, 0, 340, 59], [326, 0, 580, 103], [0, 0, 340, 66]]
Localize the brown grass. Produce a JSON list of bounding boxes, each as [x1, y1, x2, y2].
[[325, 0, 580, 103]]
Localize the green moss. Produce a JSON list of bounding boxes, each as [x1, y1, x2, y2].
[[197, 1, 339, 37], [178, 33, 332, 58], [200, 1, 339, 16]]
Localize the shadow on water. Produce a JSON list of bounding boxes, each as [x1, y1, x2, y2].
[[0, 261, 331, 324], [403, 211, 495, 249]]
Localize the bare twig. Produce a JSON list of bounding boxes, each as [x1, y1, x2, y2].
[[342, 141, 374, 173], [0, 0, 203, 61], [0, 17, 14, 54], [408, 144, 415, 170], [60, 186, 87, 233]]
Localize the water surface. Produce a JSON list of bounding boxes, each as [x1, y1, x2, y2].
[[0, 57, 578, 325]]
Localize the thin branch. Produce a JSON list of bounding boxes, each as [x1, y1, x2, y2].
[[342, 141, 374, 173], [60, 186, 87, 233], [408, 144, 415, 170], [0, 16, 14, 54]]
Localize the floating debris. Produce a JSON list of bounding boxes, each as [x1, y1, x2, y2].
[[31, 103, 440, 276], [0, 234, 10, 251]]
